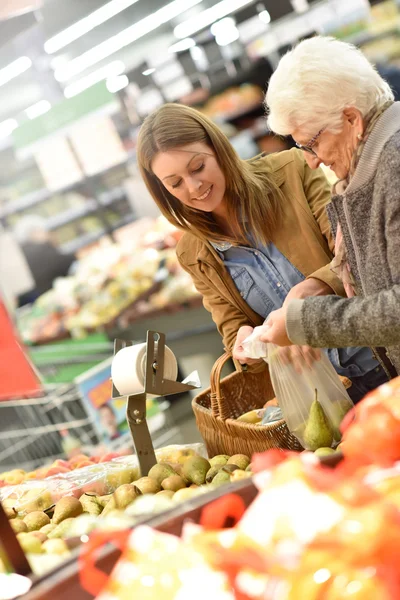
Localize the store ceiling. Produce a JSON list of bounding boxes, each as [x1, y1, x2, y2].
[[0, 0, 246, 128]]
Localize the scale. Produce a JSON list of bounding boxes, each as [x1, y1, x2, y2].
[[112, 330, 200, 476]]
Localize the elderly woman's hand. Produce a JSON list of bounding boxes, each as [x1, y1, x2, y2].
[[232, 325, 263, 365]]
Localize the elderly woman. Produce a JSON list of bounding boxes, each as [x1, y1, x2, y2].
[[261, 36, 400, 378]]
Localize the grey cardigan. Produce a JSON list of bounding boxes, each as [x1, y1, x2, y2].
[[287, 102, 400, 375]]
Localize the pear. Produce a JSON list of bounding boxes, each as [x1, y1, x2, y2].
[[245, 464, 253, 472], [133, 477, 161, 495], [97, 494, 112, 508], [210, 471, 230, 487], [156, 490, 175, 499], [172, 488, 201, 503], [221, 464, 240, 474], [102, 484, 138, 516], [21, 489, 52, 514], [237, 410, 261, 424], [209, 455, 230, 468], [43, 539, 70, 555], [227, 455, 250, 470], [206, 466, 221, 483], [23, 511, 51, 532], [47, 518, 76, 539], [3, 505, 17, 520], [230, 469, 252, 482], [80, 494, 103, 516], [161, 475, 186, 492], [182, 456, 211, 486], [148, 463, 177, 487], [314, 447, 336, 457], [31, 531, 48, 544], [10, 519, 27, 534], [17, 532, 44, 554], [52, 497, 83, 525], [40, 524, 56, 535], [303, 397, 334, 451]]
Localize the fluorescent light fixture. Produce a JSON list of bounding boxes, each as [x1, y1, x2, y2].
[[258, 9, 271, 24], [212, 18, 240, 46], [106, 74, 129, 92], [142, 68, 155, 76], [0, 56, 32, 87], [54, 0, 203, 83], [25, 100, 51, 119], [45, 0, 141, 54], [168, 38, 196, 53], [174, 0, 253, 39], [64, 60, 125, 98], [0, 119, 18, 139]]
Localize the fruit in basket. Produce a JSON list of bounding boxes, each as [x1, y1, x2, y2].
[[79, 493, 103, 516], [102, 484, 139, 516], [17, 532, 44, 554], [31, 531, 48, 544], [125, 494, 174, 517], [19, 488, 53, 514], [133, 477, 161, 495], [314, 447, 337, 457], [47, 518, 76, 539], [97, 494, 112, 508], [0, 469, 26, 486], [162, 475, 186, 492], [105, 466, 138, 490], [227, 455, 250, 470], [303, 399, 334, 451], [209, 455, 230, 467], [182, 457, 211, 486], [237, 410, 262, 424], [43, 539, 69, 556], [206, 466, 221, 483], [23, 511, 51, 532], [157, 490, 175, 499], [230, 469, 252, 482], [10, 519, 28, 534], [52, 497, 83, 524], [211, 471, 231, 487], [172, 487, 202, 503], [148, 463, 177, 486], [221, 464, 240, 474], [40, 524, 56, 535]]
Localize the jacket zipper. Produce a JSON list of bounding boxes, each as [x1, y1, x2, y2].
[[342, 199, 366, 296]]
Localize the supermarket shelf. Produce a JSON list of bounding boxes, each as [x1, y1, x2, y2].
[[59, 212, 136, 254], [46, 200, 97, 231], [0, 187, 50, 218]]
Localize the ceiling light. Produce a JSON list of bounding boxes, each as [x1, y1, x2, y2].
[[25, 100, 51, 119], [44, 0, 141, 54], [174, 0, 253, 39], [106, 74, 129, 92], [63, 60, 125, 98], [142, 68, 155, 76], [0, 56, 32, 87], [54, 0, 203, 83], [211, 18, 240, 46], [168, 38, 196, 53], [0, 119, 18, 139], [258, 9, 271, 24]]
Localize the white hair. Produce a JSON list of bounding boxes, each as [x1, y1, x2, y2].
[[14, 215, 48, 244], [266, 36, 394, 138]]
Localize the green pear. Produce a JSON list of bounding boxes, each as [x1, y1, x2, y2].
[[147, 463, 177, 486], [40, 524, 56, 535], [206, 466, 221, 483], [221, 464, 240, 474], [17, 532, 44, 554], [10, 519, 27, 534], [161, 475, 186, 492], [47, 518, 76, 539], [80, 494, 103, 516], [182, 456, 211, 486], [53, 497, 83, 525], [23, 511, 51, 532], [133, 477, 161, 495], [102, 484, 138, 516], [303, 398, 334, 451], [156, 490, 175, 499], [43, 539, 70, 555], [314, 447, 336, 457], [211, 471, 231, 487], [227, 455, 250, 470], [97, 494, 112, 508], [209, 455, 230, 467]]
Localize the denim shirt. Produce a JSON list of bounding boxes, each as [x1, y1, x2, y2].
[[213, 240, 378, 378]]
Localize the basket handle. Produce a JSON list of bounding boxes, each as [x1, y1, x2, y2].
[[210, 352, 241, 419]]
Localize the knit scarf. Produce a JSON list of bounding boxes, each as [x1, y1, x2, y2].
[[330, 100, 394, 297]]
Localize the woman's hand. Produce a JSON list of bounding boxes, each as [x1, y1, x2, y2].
[[259, 308, 291, 346], [232, 325, 263, 365]]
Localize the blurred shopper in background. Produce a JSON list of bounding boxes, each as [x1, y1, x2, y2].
[[263, 36, 400, 379], [136, 103, 388, 402], [15, 216, 76, 304]]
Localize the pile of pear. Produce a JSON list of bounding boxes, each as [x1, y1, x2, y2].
[[3, 454, 252, 554]]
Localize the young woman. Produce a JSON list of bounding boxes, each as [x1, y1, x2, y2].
[[136, 103, 387, 402]]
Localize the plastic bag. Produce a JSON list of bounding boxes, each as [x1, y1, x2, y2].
[[242, 329, 353, 449]]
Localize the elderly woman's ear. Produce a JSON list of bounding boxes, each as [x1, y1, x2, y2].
[[342, 107, 364, 131]]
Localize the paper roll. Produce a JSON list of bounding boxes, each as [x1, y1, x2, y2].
[[111, 343, 178, 396]]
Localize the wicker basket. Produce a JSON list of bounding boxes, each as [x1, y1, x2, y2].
[[192, 352, 302, 457]]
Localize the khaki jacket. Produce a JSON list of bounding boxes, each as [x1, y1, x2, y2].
[[176, 148, 344, 363]]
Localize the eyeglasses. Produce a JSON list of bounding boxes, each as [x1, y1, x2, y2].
[[295, 128, 325, 157]]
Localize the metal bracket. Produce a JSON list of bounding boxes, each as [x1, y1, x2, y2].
[[112, 331, 200, 475]]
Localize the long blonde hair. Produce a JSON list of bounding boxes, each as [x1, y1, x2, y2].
[[137, 103, 283, 245]]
